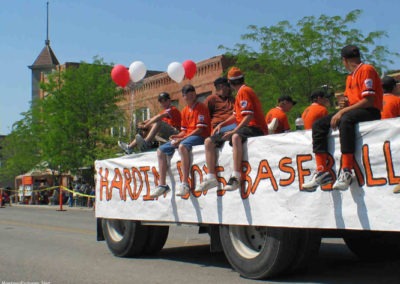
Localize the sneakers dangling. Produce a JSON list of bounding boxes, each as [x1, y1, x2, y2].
[[135, 134, 151, 152], [118, 141, 132, 154], [332, 169, 353, 191], [149, 185, 170, 198], [176, 183, 190, 196], [302, 171, 333, 192], [223, 176, 240, 191], [195, 177, 218, 192], [393, 184, 400, 194]]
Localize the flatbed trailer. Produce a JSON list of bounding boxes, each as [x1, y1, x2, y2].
[[95, 118, 400, 279]]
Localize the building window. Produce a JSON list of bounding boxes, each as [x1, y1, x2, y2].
[[196, 91, 212, 103]]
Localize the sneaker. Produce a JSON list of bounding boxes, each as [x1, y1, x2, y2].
[[393, 184, 400, 194], [118, 141, 132, 154], [149, 185, 170, 198], [176, 183, 190, 196], [135, 134, 151, 151], [223, 176, 240, 191], [332, 169, 353, 191], [195, 177, 218, 192], [302, 171, 333, 192]]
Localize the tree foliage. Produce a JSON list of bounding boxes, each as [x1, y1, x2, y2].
[[0, 58, 124, 184], [220, 9, 399, 121]]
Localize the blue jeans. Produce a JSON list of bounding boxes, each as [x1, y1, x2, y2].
[[159, 135, 205, 156]]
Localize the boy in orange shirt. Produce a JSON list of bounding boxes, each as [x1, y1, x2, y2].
[[381, 76, 400, 119], [265, 95, 296, 134], [118, 92, 181, 154], [302, 45, 383, 191], [302, 90, 330, 130], [150, 85, 211, 197]]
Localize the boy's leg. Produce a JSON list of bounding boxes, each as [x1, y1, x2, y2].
[[333, 108, 381, 190], [144, 121, 162, 143], [176, 136, 205, 196]]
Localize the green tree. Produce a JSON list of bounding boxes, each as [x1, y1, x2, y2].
[[0, 58, 124, 186], [220, 9, 399, 124], [0, 109, 41, 183], [38, 58, 124, 180]]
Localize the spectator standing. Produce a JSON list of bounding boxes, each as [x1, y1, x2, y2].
[[118, 92, 181, 154], [150, 84, 211, 197], [302, 45, 383, 192]]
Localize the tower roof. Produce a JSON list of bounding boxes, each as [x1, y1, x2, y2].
[[29, 43, 59, 69]]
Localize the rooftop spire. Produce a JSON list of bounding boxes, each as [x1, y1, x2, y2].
[[45, 1, 50, 45]]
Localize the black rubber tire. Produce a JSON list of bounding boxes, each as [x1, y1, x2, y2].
[[286, 229, 321, 273], [143, 225, 169, 255], [102, 219, 148, 257], [219, 225, 299, 279], [343, 231, 400, 260]]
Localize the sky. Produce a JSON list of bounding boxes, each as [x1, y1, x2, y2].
[[1, 0, 399, 135]]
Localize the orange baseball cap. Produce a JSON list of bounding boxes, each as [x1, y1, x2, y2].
[[227, 67, 244, 80]]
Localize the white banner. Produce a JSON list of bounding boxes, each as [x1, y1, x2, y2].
[[95, 118, 400, 231]]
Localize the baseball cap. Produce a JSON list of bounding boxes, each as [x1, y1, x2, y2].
[[227, 67, 244, 80], [278, 95, 297, 105], [310, 90, 332, 100], [182, 84, 196, 94], [341, 45, 360, 59], [158, 92, 170, 101], [213, 77, 229, 87], [382, 76, 398, 90]]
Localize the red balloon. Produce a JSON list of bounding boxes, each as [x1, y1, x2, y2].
[[182, 60, 197, 80], [111, 64, 130, 87]]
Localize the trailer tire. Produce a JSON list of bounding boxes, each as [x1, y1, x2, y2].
[[287, 229, 321, 273], [219, 225, 298, 279], [143, 225, 169, 255], [344, 232, 400, 260], [102, 219, 148, 257]]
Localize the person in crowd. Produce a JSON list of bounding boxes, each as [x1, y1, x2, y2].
[[302, 45, 383, 192], [211, 67, 267, 192], [150, 84, 211, 197], [118, 92, 181, 154], [265, 95, 296, 134], [380, 75, 400, 119], [301, 90, 331, 130], [194, 77, 236, 192]]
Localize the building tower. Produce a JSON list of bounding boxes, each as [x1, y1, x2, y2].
[[28, 1, 59, 102]]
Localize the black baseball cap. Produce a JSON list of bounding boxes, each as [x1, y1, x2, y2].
[[382, 76, 399, 91], [182, 84, 196, 94], [158, 92, 170, 101], [278, 95, 297, 105], [213, 77, 229, 87], [310, 90, 332, 101], [341, 45, 361, 59]]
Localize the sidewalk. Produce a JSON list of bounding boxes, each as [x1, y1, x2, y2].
[[5, 202, 94, 211]]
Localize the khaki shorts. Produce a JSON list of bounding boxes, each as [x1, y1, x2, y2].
[[158, 121, 179, 140]]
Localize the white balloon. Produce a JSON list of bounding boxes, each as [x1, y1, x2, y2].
[[129, 61, 147, 83], [167, 62, 185, 83]]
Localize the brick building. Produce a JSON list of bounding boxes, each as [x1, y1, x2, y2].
[[116, 55, 233, 137]]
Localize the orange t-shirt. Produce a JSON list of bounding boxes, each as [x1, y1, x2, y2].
[[160, 105, 181, 130], [381, 93, 400, 119], [204, 94, 235, 129], [234, 85, 267, 134], [181, 102, 211, 138], [301, 103, 329, 130], [344, 63, 383, 110], [265, 107, 290, 133]]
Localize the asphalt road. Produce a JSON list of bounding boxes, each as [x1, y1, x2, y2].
[[0, 205, 399, 284]]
